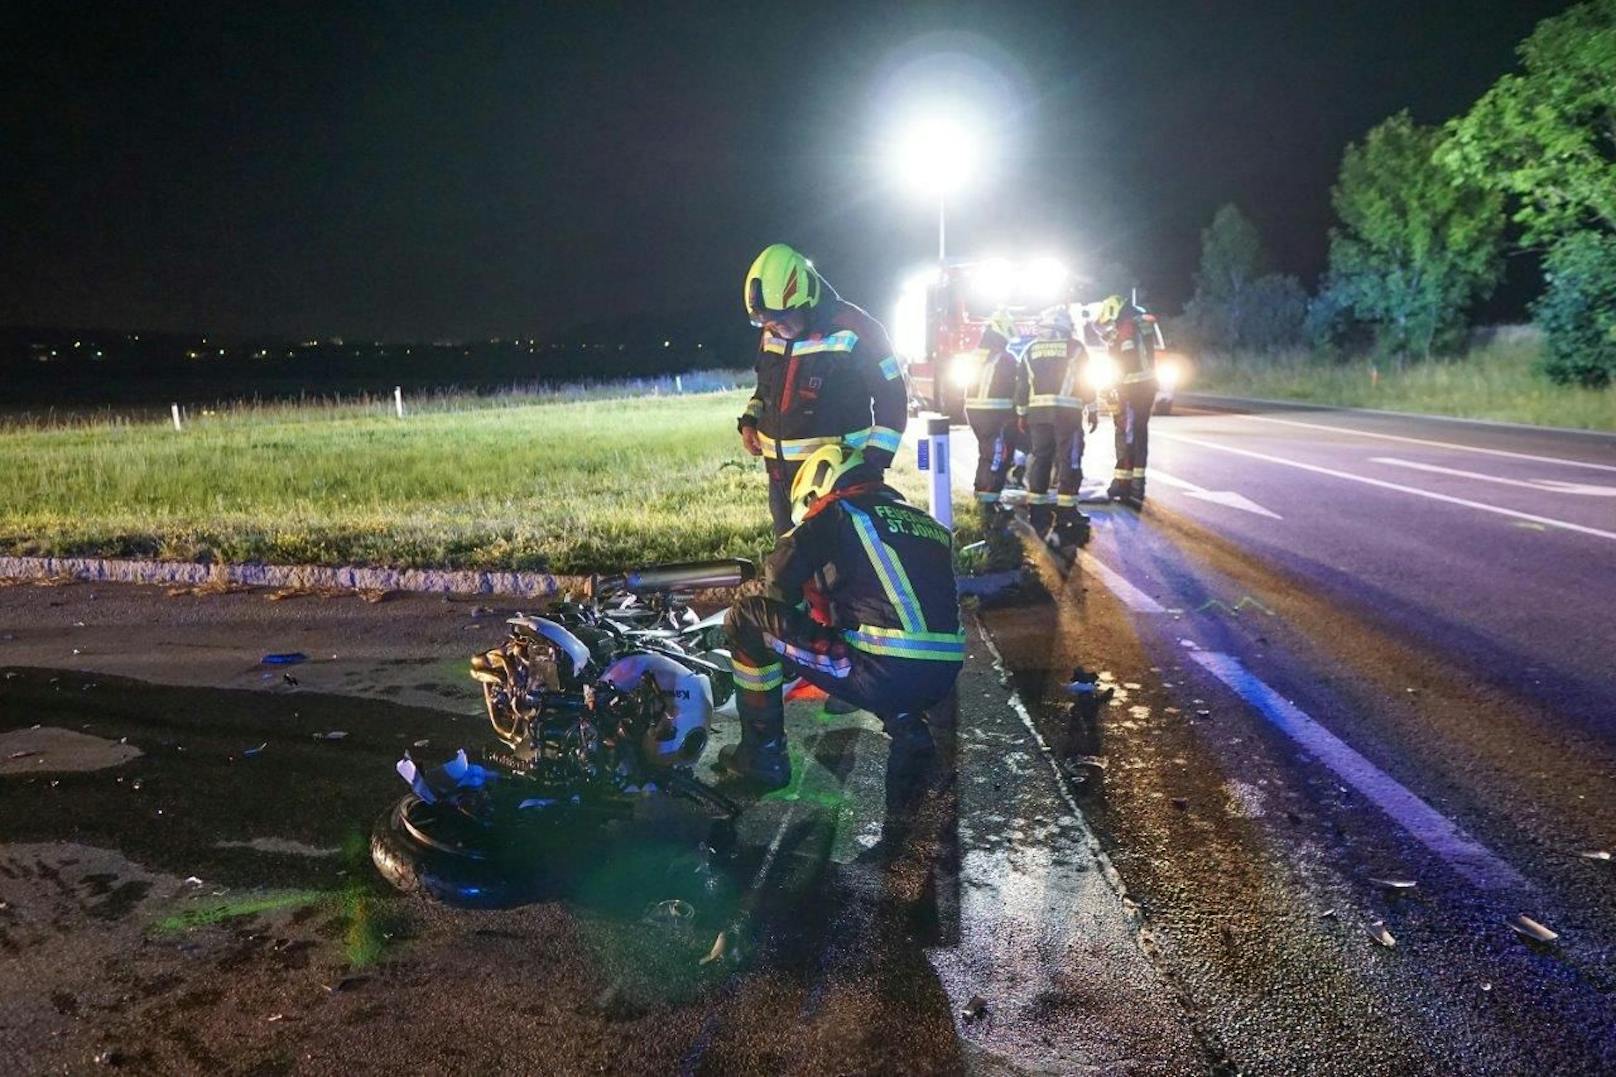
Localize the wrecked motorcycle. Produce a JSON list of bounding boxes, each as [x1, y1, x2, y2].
[[370, 559, 753, 907]]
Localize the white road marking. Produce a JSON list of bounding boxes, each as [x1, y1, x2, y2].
[[1371, 457, 1616, 497], [1076, 550, 1166, 613], [1151, 468, 1283, 519], [1229, 412, 1616, 474], [1159, 432, 1616, 543], [1189, 651, 1527, 892]]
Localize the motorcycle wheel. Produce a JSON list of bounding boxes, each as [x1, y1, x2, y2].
[[370, 794, 537, 908]]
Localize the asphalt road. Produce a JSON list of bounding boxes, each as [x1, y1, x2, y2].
[[966, 399, 1616, 1074]]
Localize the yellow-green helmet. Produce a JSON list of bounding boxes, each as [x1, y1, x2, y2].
[[789, 443, 866, 525], [1096, 294, 1124, 325], [985, 308, 1017, 344], [745, 243, 822, 325]]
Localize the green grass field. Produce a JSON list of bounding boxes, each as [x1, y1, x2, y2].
[[1190, 340, 1616, 431], [0, 388, 942, 574]]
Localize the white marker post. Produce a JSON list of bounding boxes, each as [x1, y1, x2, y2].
[[919, 413, 953, 530], [171, 403, 182, 431], [394, 386, 404, 419], [675, 374, 683, 394]]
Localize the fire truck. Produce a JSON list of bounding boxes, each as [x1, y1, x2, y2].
[[892, 259, 1186, 419]]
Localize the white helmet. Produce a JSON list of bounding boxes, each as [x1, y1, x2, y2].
[[1037, 305, 1074, 338]]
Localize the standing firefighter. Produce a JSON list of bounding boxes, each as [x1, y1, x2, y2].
[[719, 444, 963, 810], [1102, 295, 1157, 506], [964, 309, 1022, 528], [1014, 306, 1095, 547], [738, 244, 909, 535]]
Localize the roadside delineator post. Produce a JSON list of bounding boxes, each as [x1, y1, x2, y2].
[[171, 403, 182, 432], [916, 412, 953, 530], [675, 374, 683, 394], [394, 386, 405, 419]]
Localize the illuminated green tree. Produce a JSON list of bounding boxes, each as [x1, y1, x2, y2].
[[1328, 112, 1504, 359]]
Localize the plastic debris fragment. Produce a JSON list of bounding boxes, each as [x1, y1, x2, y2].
[[261, 652, 308, 666], [962, 995, 989, 1022], [243, 742, 267, 756], [314, 731, 348, 741], [1577, 850, 1610, 861], [1368, 877, 1417, 890], [1367, 920, 1396, 947], [1508, 914, 1558, 943]]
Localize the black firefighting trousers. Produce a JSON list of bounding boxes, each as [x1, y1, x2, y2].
[[765, 459, 802, 536], [724, 595, 961, 743], [1024, 414, 1085, 534], [966, 409, 1018, 507], [1112, 381, 1154, 498]]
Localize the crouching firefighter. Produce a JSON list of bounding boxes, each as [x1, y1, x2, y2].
[[738, 243, 909, 536], [1014, 306, 1095, 548], [965, 309, 1022, 530], [719, 444, 964, 811], [1102, 295, 1157, 507]]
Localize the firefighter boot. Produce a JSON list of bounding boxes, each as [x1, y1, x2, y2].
[[883, 712, 937, 817], [1054, 508, 1092, 549], [1129, 476, 1147, 507], [716, 689, 791, 790], [1028, 503, 1055, 541]]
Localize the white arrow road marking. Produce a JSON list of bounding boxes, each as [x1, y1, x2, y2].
[[1373, 457, 1616, 496], [1233, 413, 1616, 474], [1151, 469, 1283, 519], [1160, 432, 1616, 543], [1190, 651, 1528, 892]]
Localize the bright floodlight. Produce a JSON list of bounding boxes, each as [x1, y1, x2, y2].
[[1020, 256, 1068, 301], [970, 257, 1014, 304], [890, 113, 978, 197]]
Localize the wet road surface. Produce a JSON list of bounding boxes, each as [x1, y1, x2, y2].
[[0, 582, 1194, 1074], [965, 400, 1616, 1074]]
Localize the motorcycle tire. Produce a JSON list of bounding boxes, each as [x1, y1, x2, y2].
[[370, 794, 540, 909]]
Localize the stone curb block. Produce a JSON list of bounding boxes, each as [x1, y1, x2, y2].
[[0, 555, 588, 599]]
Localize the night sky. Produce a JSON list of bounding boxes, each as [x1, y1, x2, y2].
[[1, 1, 1573, 340]]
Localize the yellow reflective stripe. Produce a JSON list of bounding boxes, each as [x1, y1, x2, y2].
[[1114, 469, 1131, 479], [757, 432, 863, 460], [845, 505, 925, 633], [1122, 370, 1155, 383], [792, 330, 859, 356], [1026, 492, 1056, 505], [742, 397, 764, 418], [732, 657, 784, 691], [975, 491, 1000, 503], [866, 426, 902, 454], [1027, 394, 1084, 408], [844, 625, 966, 661], [1056, 494, 1080, 507], [1015, 405, 1029, 415], [965, 397, 1014, 409], [762, 335, 788, 354], [879, 355, 902, 381], [1132, 468, 1148, 477]]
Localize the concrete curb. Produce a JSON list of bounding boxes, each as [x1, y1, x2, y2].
[[0, 555, 586, 598]]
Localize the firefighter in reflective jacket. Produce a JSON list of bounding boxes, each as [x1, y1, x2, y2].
[[1101, 295, 1156, 506], [720, 444, 964, 806], [739, 244, 909, 535], [1014, 306, 1096, 546], [964, 308, 1021, 527]]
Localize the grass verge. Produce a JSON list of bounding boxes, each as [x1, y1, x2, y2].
[[1189, 340, 1616, 432], [0, 388, 951, 573]]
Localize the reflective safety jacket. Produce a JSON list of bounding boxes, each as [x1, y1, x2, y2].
[[1114, 309, 1157, 385], [964, 325, 1018, 415], [764, 484, 964, 664], [1014, 336, 1092, 424], [738, 299, 909, 469]]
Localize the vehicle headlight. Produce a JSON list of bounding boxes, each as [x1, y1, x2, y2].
[[1155, 359, 1181, 391], [949, 353, 978, 389], [1085, 353, 1118, 392]]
